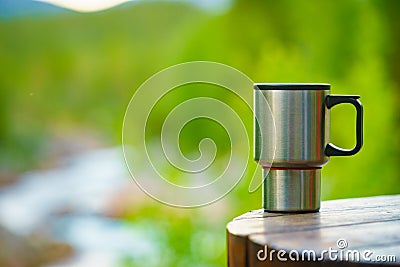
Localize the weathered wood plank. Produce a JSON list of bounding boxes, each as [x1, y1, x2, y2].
[[250, 221, 400, 250], [227, 195, 400, 267], [227, 198, 400, 237], [233, 195, 400, 222], [249, 221, 400, 257]]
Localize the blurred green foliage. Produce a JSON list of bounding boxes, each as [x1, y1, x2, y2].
[[1, 0, 400, 266]]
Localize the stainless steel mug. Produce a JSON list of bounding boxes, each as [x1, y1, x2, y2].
[[254, 83, 363, 212]]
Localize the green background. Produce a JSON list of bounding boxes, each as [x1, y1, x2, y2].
[[0, 0, 399, 266]]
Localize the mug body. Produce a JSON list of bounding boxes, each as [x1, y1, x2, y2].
[[254, 83, 330, 168], [254, 83, 363, 212]]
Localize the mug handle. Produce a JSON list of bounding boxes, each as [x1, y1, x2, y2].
[[325, 95, 363, 156]]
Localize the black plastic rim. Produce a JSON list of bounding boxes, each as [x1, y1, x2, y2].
[[254, 83, 330, 90]]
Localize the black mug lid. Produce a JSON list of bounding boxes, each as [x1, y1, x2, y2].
[[254, 83, 330, 90]]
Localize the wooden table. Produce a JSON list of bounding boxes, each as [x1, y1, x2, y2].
[[227, 195, 400, 266]]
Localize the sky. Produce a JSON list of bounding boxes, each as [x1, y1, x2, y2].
[[36, 0, 133, 12], [36, 0, 231, 12]]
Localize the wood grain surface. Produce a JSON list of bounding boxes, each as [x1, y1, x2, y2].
[[227, 195, 400, 267]]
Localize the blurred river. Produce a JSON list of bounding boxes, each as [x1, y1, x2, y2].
[[0, 148, 163, 267]]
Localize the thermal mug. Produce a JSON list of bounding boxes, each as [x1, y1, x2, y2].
[[254, 83, 363, 212]]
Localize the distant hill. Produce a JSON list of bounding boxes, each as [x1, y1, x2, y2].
[[0, 0, 152, 18], [0, 0, 73, 18], [0, 0, 228, 19]]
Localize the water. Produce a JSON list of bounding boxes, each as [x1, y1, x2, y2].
[[0, 148, 162, 267]]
